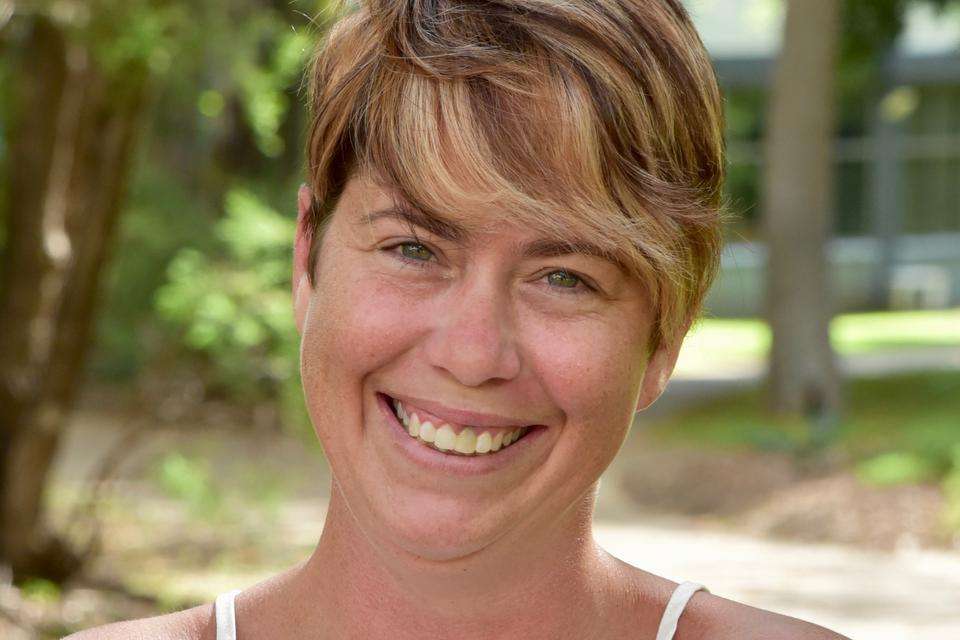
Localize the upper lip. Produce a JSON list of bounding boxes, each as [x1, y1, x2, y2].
[[386, 393, 539, 429]]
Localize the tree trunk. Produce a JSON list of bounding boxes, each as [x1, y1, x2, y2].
[[0, 14, 149, 583], [762, 0, 842, 431]]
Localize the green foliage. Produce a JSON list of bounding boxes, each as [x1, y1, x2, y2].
[[82, 0, 194, 77], [856, 451, 943, 485], [234, 26, 314, 157], [19, 577, 62, 603], [838, 0, 960, 135], [92, 170, 221, 379], [154, 185, 309, 435], [725, 88, 767, 142], [841, 0, 908, 66], [153, 452, 222, 516], [76, 0, 328, 384]]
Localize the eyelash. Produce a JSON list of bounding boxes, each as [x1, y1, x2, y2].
[[383, 240, 597, 295]]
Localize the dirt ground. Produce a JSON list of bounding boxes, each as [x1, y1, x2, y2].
[[2, 386, 958, 639], [604, 431, 955, 552]]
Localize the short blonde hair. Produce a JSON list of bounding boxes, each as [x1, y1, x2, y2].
[[304, 0, 727, 353]]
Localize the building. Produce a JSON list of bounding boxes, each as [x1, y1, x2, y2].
[[687, 0, 960, 315]]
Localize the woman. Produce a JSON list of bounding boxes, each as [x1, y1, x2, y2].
[[70, 0, 849, 638]]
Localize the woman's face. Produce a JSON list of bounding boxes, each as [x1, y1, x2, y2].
[[292, 174, 682, 561]]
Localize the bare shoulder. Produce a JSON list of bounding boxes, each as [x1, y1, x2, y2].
[[604, 557, 848, 640], [690, 589, 852, 640], [62, 601, 214, 640]]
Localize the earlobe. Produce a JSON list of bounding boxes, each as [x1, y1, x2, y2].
[[635, 317, 694, 412], [635, 340, 684, 413], [635, 349, 666, 413]]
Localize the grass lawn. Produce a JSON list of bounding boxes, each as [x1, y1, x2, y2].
[[647, 369, 960, 485]]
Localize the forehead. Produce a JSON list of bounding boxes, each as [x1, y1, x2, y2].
[[339, 170, 627, 264], [341, 170, 513, 236]]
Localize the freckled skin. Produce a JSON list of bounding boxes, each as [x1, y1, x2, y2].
[[295, 173, 663, 564]]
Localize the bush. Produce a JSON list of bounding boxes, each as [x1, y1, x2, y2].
[[154, 185, 310, 438]]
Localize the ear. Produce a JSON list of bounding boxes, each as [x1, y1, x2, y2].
[[635, 321, 690, 413], [293, 184, 314, 336]]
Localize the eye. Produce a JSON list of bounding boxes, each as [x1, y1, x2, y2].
[[393, 241, 435, 263], [545, 269, 592, 293]]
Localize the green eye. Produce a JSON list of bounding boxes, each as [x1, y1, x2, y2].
[[547, 270, 581, 288], [399, 242, 433, 261]]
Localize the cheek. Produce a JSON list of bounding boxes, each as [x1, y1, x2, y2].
[[520, 312, 647, 442], [303, 252, 420, 371], [298, 251, 417, 437]]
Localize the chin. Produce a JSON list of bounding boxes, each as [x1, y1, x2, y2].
[[372, 486, 517, 562]]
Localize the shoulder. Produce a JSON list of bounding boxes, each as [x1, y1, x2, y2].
[[62, 602, 215, 640], [682, 588, 852, 640], [602, 557, 848, 640]]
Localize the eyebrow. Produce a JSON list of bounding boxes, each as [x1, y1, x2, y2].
[[360, 203, 467, 243], [360, 202, 617, 264], [519, 237, 616, 262]]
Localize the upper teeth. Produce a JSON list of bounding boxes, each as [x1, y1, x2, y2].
[[393, 398, 528, 456]]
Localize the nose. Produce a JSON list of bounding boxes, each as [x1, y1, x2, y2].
[[422, 273, 522, 387]]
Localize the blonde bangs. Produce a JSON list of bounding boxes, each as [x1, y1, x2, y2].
[[305, 0, 727, 350]]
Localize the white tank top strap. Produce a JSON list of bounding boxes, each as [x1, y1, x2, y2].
[[213, 582, 706, 640], [214, 589, 243, 640], [654, 581, 709, 640]]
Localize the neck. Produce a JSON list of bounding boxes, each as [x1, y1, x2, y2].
[[288, 478, 612, 640]]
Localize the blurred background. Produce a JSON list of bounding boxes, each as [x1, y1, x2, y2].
[[0, 0, 958, 637]]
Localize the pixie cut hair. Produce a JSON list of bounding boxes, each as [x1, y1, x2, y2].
[[304, 0, 727, 352]]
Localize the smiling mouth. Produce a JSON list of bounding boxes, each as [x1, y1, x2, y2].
[[384, 394, 532, 456]]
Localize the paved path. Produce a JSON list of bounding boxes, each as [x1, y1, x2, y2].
[[595, 521, 960, 640]]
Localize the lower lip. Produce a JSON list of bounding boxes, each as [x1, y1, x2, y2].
[[375, 392, 547, 477]]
